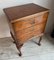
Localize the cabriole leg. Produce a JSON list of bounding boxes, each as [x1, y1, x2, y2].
[[10, 31, 23, 56], [16, 44, 23, 56]]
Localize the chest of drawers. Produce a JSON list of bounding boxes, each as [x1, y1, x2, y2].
[[3, 3, 49, 56]]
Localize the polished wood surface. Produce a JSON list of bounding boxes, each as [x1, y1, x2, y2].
[[12, 18, 34, 32], [3, 3, 49, 56], [3, 3, 48, 22]]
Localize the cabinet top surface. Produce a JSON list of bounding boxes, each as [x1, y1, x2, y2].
[[3, 3, 48, 22]]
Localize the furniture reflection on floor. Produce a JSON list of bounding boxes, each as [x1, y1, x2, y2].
[[3, 3, 49, 56]]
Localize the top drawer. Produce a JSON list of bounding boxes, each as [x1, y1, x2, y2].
[[34, 12, 49, 24], [12, 17, 35, 32]]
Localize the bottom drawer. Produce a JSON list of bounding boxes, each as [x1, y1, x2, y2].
[[16, 30, 43, 44], [16, 32, 33, 44]]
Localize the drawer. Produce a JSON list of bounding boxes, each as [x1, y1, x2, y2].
[[34, 12, 49, 24], [16, 26, 34, 38], [34, 23, 46, 31], [16, 32, 34, 44], [34, 30, 43, 36], [12, 18, 35, 32], [34, 23, 46, 36]]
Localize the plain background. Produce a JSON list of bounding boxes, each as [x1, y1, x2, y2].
[[0, 0, 54, 38]]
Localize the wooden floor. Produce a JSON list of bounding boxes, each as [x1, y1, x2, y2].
[[0, 35, 54, 60]]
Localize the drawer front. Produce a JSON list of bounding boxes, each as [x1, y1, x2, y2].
[[16, 32, 34, 44], [34, 23, 46, 31], [16, 26, 34, 37], [34, 23, 46, 36], [34, 12, 49, 24], [34, 30, 43, 36], [12, 18, 35, 32]]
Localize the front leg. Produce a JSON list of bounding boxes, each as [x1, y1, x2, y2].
[[16, 43, 23, 56], [10, 31, 23, 56]]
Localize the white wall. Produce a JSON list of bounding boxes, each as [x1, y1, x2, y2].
[[0, 0, 54, 38]]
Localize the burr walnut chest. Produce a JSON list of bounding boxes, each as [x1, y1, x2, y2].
[[3, 3, 49, 56]]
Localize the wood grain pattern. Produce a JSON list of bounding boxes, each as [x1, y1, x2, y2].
[[3, 3, 48, 22], [16, 32, 34, 44], [12, 18, 34, 32], [15, 23, 46, 37], [34, 12, 49, 24], [15, 26, 33, 37], [34, 23, 46, 32]]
